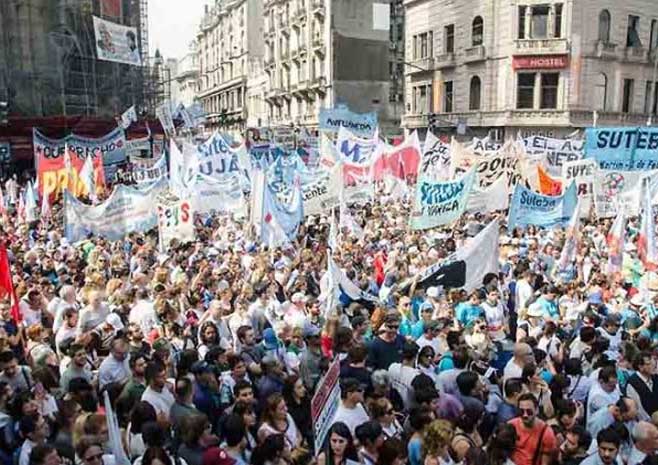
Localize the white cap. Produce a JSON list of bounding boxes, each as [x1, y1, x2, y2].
[[106, 313, 125, 331]]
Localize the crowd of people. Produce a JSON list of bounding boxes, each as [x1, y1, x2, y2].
[[1, 172, 658, 465]]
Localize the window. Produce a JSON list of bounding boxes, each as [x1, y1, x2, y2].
[[428, 31, 433, 57], [444, 81, 453, 113], [518, 6, 526, 39], [540, 73, 559, 109], [445, 25, 455, 53], [554, 4, 563, 38], [412, 35, 418, 59], [627, 15, 641, 47], [622, 78, 634, 113], [594, 73, 608, 111], [645, 81, 658, 115], [530, 6, 549, 39], [420, 32, 428, 58], [517, 73, 535, 109], [651, 20, 658, 51], [472, 16, 484, 46], [469, 76, 481, 110], [419, 86, 428, 114]]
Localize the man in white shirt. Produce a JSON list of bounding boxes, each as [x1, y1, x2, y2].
[[387, 342, 420, 410], [98, 337, 130, 391], [515, 269, 534, 314], [129, 288, 158, 336], [141, 360, 175, 417], [415, 321, 442, 355], [503, 343, 533, 383], [77, 291, 109, 336], [332, 378, 370, 435], [587, 366, 621, 420]]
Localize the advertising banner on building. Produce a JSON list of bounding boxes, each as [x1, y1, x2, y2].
[[157, 197, 195, 252], [410, 168, 476, 230], [64, 183, 162, 243], [508, 181, 578, 231], [319, 106, 378, 138], [585, 127, 658, 170], [93, 16, 142, 66], [521, 135, 583, 177]]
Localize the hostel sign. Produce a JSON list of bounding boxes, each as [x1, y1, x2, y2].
[[513, 54, 569, 70]]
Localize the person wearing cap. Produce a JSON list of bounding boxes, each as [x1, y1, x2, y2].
[[299, 323, 325, 392], [97, 337, 130, 391], [410, 302, 435, 340], [332, 378, 370, 435]]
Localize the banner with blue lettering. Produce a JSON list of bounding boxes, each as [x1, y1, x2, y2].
[[190, 131, 243, 179], [319, 106, 378, 138], [335, 127, 379, 165], [508, 181, 578, 232], [410, 168, 476, 230], [33, 127, 127, 180], [64, 181, 164, 243], [585, 127, 658, 170]]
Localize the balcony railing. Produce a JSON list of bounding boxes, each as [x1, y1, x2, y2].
[[594, 41, 617, 59], [514, 38, 569, 55], [464, 45, 486, 63], [434, 52, 456, 68], [624, 46, 648, 63], [406, 57, 434, 75]]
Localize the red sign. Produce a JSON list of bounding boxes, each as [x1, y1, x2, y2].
[[513, 54, 569, 70], [100, 0, 122, 19]]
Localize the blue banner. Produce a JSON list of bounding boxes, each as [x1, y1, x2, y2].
[[508, 181, 578, 232], [319, 106, 378, 138], [584, 127, 658, 170], [410, 168, 476, 230]]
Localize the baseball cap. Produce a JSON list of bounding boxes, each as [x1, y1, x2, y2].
[[262, 328, 279, 350], [105, 313, 124, 331]]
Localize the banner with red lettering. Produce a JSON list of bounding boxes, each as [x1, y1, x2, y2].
[[372, 131, 421, 183]]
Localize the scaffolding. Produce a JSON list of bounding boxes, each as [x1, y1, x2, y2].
[[0, 0, 150, 119]]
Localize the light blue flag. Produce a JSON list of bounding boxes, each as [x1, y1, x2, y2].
[[410, 168, 476, 230], [260, 177, 304, 247], [585, 127, 658, 170], [508, 180, 578, 232]]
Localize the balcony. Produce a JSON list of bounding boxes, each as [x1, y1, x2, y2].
[[434, 52, 456, 68], [514, 38, 569, 55], [312, 1, 325, 18], [406, 57, 434, 75], [266, 87, 283, 100], [464, 45, 486, 63], [593, 41, 618, 60], [624, 46, 648, 63], [313, 39, 326, 56], [311, 76, 326, 91]]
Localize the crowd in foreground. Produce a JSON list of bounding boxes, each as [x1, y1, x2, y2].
[[2, 175, 658, 465]]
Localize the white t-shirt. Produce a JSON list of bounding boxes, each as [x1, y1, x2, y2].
[[416, 335, 441, 356], [332, 402, 370, 435], [141, 386, 175, 416], [129, 300, 158, 335], [388, 363, 420, 410], [503, 358, 523, 383]]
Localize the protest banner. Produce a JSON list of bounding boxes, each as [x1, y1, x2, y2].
[[466, 176, 509, 214], [186, 174, 247, 218], [418, 132, 451, 182], [34, 127, 126, 194], [452, 140, 524, 189], [592, 169, 658, 218], [0, 142, 10, 162], [156, 101, 176, 137], [319, 105, 378, 138], [401, 219, 499, 292], [312, 358, 341, 453], [336, 127, 379, 165], [522, 135, 583, 177], [115, 155, 168, 188], [466, 136, 501, 155], [562, 159, 597, 215], [92, 16, 142, 66], [538, 165, 562, 196], [120, 106, 137, 130], [410, 168, 475, 230], [64, 182, 163, 243], [192, 132, 245, 180], [157, 197, 195, 252], [585, 127, 658, 170], [126, 137, 152, 160], [372, 131, 421, 183], [508, 181, 578, 231], [638, 179, 658, 271]]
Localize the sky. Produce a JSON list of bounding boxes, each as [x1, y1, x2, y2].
[[148, 0, 208, 60]]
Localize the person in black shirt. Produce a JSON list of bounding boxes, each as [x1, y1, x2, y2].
[[341, 345, 372, 391], [367, 313, 405, 371]]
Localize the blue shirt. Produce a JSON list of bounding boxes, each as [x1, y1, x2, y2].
[[455, 302, 483, 327], [408, 437, 423, 465], [536, 297, 559, 319]]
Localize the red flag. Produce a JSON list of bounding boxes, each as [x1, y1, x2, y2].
[[0, 243, 20, 323]]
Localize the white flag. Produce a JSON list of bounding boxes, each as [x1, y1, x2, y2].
[[104, 392, 131, 465], [120, 105, 138, 130], [25, 181, 38, 222], [80, 155, 96, 199], [40, 189, 51, 222]]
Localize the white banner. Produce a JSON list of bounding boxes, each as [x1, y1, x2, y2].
[[522, 136, 583, 177], [593, 169, 658, 218], [452, 140, 524, 189], [466, 175, 509, 214], [419, 132, 451, 181], [562, 159, 597, 215], [186, 174, 247, 218], [158, 197, 195, 252], [93, 16, 142, 66], [64, 182, 163, 243]]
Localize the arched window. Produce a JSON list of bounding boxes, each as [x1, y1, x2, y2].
[[469, 76, 482, 110], [594, 73, 608, 111], [472, 16, 484, 46], [599, 10, 611, 43]]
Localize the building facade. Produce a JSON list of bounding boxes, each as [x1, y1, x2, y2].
[[260, 0, 402, 135], [402, 0, 658, 139], [174, 43, 200, 108], [196, 0, 264, 132]]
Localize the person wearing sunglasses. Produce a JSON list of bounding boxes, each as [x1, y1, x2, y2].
[[367, 313, 405, 372], [333, 378, 369, 436], [508, 393, 558, 465], [75, 436, 109, 465]]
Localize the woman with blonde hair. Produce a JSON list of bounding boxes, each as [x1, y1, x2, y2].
[[422, 420, 454, 465]]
